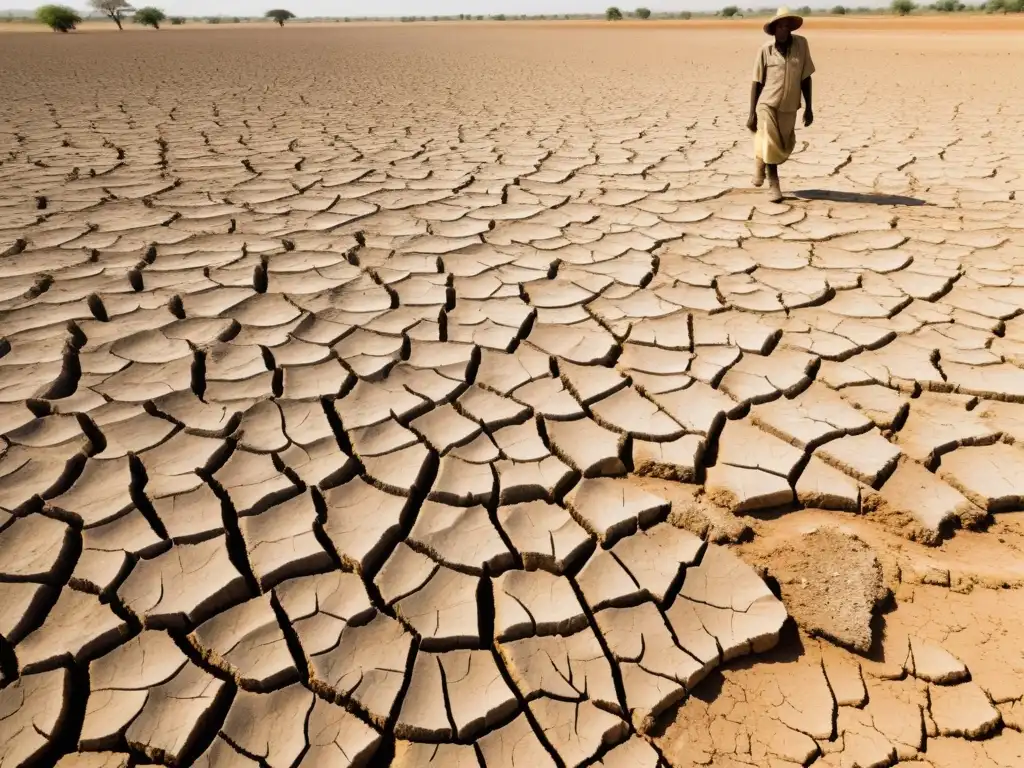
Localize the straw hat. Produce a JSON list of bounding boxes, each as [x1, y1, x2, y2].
[[764, 6, 804, 34]]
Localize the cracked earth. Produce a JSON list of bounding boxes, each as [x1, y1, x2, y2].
[[2, 21, 1024, 768]]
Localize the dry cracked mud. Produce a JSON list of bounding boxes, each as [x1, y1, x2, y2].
[[2, 20, 1024, 768]]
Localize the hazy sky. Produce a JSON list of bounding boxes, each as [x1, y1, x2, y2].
[[2, 0, 879, 17]]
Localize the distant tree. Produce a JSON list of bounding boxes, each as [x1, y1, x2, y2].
[[831, 4, 847, 11], [891, 0, 915, 13], [679, 9, 692, 17], [169, 14, 184, 22], [231, 15, 240, 21], [265, 8, 294, 25], [932, 0, 964, 8], [721, 5, 740, 16], [606, 6, 623, 19], [206, 15, 219, 22], [36, 3, 80, 30], [797, 5, 812, 13], [90, 0, 132, 29], [1006, 0, 1023, 11], [983, 0, 1006, 10], [635, 6, 651, 17], [134, 6, 164, 26]]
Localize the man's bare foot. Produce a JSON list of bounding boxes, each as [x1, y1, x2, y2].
[[752, 159, 766, 188], [766, 166, 783, 202]]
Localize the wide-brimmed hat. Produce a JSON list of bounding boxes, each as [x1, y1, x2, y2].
[[764, 6, 803, 34]]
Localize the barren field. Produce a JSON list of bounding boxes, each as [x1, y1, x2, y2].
[[1, 22, 1024, 768], [3, 14, 1024, 32]]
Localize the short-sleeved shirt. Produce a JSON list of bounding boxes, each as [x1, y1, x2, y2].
[[752, 34, 815, 113]]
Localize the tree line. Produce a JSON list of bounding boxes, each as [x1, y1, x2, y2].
[[32, 3, 299, 31], [889, 0, 1023, 13]]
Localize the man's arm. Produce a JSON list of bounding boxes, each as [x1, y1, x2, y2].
[[801, 76, 813, 127], [800, 38, 815, 127], [748, 48, 766, 133], [748, 81, 763, 132]]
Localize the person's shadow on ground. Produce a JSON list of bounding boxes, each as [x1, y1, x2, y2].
[[794, 189, 927, 206]]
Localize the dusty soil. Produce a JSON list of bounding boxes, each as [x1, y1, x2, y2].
[[1, 22, 1023, 768], [749, 527, 888, 652]]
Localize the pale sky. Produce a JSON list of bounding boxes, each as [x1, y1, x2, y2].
[[2, 0, 883, 18]]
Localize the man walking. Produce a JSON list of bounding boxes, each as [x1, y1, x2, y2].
[[747, 7, 815, 202]]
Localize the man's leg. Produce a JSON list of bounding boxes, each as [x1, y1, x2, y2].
[[766, 164, 783, 203], [752, 157, 766, 188]]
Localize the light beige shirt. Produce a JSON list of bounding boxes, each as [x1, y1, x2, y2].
[[753, 34, 815, 113]]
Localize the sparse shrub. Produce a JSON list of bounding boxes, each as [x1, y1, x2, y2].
[[797, 5, 813, 13], [679, 10, 692, 17], [265, 8, 294, 25], [606, 6, 623, 19], [635, 6, 651, 17], [721, 5, 740, 16], [231, 15, 240, 22], [134, 6, 165, 27], [89, 0, 132, 30], [492, 13, 506, 19], [891, 0, 915, 14], [831, 4, 847, 12], [169, 14, 184, 23], [206, 15, 220, 22], [36, 3, 81, 30], [933, 0, 965, 9]]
